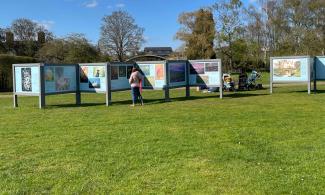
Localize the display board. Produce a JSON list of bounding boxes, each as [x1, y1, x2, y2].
[[168, 61, 187, 87], [189, 59, 222, 87], [13, 59, 223, 108], [14, 65, 40, 94], [79, 63, 107, 92], [315, 56, 325, 80], [270, 56, 312, 94], [111, 63, 134, 91], [136, 61, 166, 89], [271, 57, 310, 82], [44, 65, 77, 94]]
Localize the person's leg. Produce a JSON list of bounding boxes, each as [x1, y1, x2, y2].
[[134, 87, 140, 104], [131, 87, 136, 106]]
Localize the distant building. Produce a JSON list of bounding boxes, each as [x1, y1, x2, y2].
[[144, 47, 173, 57]]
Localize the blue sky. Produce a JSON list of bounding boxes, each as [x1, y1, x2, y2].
[[0, 0, 257, 50]]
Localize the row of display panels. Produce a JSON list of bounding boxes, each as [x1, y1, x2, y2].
[[13, 59, 222, 95]]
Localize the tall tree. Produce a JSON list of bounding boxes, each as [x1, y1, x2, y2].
[[244, 5, 266, 68], [176, 8, 216, 59], [10, 18, 54, 41], [213, 0, 244, 70], [11, 18, 38, 41], [99, 11, 144, 62], [0, 27, 6, 53]]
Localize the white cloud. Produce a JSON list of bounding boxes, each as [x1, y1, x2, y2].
[[116, 3, 125, 8], [33, 20, 55, 30], [84, 0, 98, 8], [249, 0, 258, 4]]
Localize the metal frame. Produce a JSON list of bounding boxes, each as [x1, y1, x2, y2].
[[12, 59, 224, 108], [188, 59, 223, 99], [12, 63, 42, 108], [270, 56, 312, 94], [136, 60, 167, 90], [43, 64, 80, 107], [313, 56, 325, 94], [79, 62, 110, 106]]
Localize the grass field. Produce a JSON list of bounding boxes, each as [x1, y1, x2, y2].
[[1, 83, 325, 194]]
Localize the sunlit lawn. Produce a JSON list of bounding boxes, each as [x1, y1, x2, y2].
[[1, 83, 325, 193]]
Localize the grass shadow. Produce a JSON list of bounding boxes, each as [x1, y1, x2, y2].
[[312, 89, 325, 94], [111, 95, 222, 106], [46, 102, 106, 108], [223, 92, 269, 98], [45, 92, 269, 108]]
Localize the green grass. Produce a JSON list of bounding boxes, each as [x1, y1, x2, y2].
[[1, 85, 325, 194]]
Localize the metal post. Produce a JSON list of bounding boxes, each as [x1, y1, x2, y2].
[[12, 65, 18, 108], [185, 61, 190, 98], [308, 57, 311, 95], [106, 63, 112, 106], [219, 60, 223, 99], [164, 61, 170, 101], [75, 64, 81, 105], [270, 58, 273, 94], [39, 65, 45, 109], [313, 57, 317, 94]]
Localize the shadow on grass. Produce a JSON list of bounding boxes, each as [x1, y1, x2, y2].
[[312, 90, 325, 94], [111, 95, 219, 106], [46, 102, 106, 108], [45, 92, 268, 108], [223, 93, 269, 98]]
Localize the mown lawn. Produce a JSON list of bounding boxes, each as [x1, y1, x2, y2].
[[1, 84, 325, 194]]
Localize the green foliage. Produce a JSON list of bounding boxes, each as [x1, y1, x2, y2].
[[1, 87, 325, 193], [176, 9, 216, 60], [37, 34, 100, 64]]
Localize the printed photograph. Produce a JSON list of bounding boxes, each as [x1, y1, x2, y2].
[[45, 67, 54, 81], [155, 64, 164, 80], [170, 63, 186, 83], [89, 78, 101, 88], [127, 66, 133, 79], [139, 65, 151, 76], [111, 66, 119, 80], [93, 66, 105, 77], [190, 63, 205, 74], [80, 66, 88, 83], [55, 67, 70, 91], [119, 66, 127, 77], [273, 59, 301, 77], [21, 68, 32, 92], [205, 62, 218, 72]]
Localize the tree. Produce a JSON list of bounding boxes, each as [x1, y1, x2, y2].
[[37, 39, 66, 63], [213, 0, 244, 70], [0, 27, 6, 53], [99, 10, 144, 62], [244, 5, 266, 69], [64, 34, 100, 63], [176, 8, 216, 59], [38, 34, 100, 63], [11, 18, 38, 41]]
